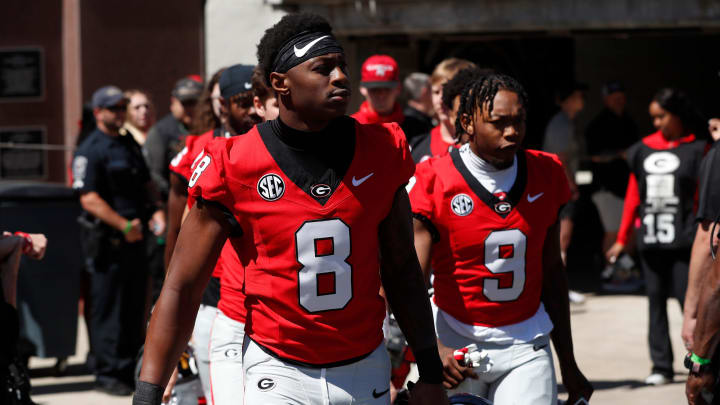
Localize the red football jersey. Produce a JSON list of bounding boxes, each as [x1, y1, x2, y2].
[[409, 148, 570, 327], [169, 129, 241, 315], [188, 120, 415, 365]]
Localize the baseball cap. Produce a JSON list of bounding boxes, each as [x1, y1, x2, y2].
[[219, 64, 255, 99], [360, 55, 399, 88], [172, 77, 203, 102], [602, 81, 625, 96], [92, 85, 126, 109]]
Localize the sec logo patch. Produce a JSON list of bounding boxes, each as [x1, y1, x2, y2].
[[257, 173, 285, 201], [451, 194, 474, 216]]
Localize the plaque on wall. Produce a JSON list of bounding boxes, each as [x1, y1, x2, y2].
[[0, 47, 44, 101], [0, 127, 47, 179]]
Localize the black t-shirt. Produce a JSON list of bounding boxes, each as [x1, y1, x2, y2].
[[697, 141, 720, 223], [72, 129, 152, 220], [626, 138, 706, 250]]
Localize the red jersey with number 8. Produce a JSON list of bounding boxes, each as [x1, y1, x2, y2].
[[169, 129, 241, 317], [409, 148, 570, 327], [188, 120, 414, 365]]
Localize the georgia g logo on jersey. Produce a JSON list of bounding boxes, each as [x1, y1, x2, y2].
[[310, 184, 331, 198], [643, 152, 681, 174], [451, 194, 474, 216], [257, 173, 285, 201]]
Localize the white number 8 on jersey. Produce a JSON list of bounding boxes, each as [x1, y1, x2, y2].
[[188, 153, 211, 187], [295, 219, 353, 313]]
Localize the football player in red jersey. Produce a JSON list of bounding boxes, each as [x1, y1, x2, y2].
[[409, 74, 592, 405], [134, 13, 447, 405], [164, 64, 260, 405]]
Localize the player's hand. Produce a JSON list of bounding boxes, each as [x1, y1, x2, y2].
[[709, 118, 720, 142], [26, 233, 47, 260], [124, 218, 143, 243], [686, 371, 716, 405], [438, 340, 477, 389], [408, 381, 449, 405], [162, 367, 179, 403], [562, 365, 593, 405], [681, 315, 696, 350], [605, 242, 625, 264]]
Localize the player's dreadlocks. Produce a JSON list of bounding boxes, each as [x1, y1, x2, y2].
[[455, 73, 529, 138], [256, 13, 333, 86], [441, 67, 493, 111]]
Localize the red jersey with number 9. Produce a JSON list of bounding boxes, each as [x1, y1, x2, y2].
[[188, 121, 414, 365], [169, 129, 242, 318], [408, 148, 570, 327]]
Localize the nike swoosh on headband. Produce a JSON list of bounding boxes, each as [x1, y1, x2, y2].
[[294, 35, 330, 58]]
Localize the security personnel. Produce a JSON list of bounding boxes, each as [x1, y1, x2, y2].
[[72, 85, 166, 396]]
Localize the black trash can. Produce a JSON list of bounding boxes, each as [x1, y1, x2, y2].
[[0, 182, 82, 359]]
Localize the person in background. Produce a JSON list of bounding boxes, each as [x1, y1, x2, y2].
[[411, 66, 489, 162], [401, 72, 435, 144], [1, 231, 47, 405], [352, 54, 405, 124], [251, 65, 280, 122], [542, 82, 588, 193], [164, 68, 226, 272], [190, 69, 226, 136], [73, 85, 166, 396], [682, 118, 720, 350], [542, 82, 589, 305], [585, 81, 639, 253], [144, 76, 203, 200], [122, 89, 155, 146], [410, 58, 476, 157], [606, 88, 707, 386], [122, 89, 163, 306]]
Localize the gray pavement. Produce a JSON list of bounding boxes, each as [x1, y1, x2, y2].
[[28, 293, 689, 404]]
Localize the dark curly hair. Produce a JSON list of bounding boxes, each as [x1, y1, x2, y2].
[[190, 67, 226, 134], [441, 67, 494, 110], [456, 73, 529, 138], [256, 13, 333, 86]]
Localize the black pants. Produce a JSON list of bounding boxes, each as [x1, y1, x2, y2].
[[85, 237, 147, 386], [638, 248, 689, 377]]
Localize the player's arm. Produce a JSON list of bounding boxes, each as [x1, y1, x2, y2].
[[164, 174, 189, 271], [683, 220, 718, 349], [541, 220, 593, 404], [687, 254, 720, 405], [378, 188, 448, 405], [412, 218, 433, 287], [134, 200, 228, 405]]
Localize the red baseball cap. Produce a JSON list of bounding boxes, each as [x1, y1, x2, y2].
[[360, 55, 399, 88]]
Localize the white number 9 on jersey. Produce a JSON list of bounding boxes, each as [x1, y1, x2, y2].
[[484, 229, 527, 302], [295, 219, 353, 313]]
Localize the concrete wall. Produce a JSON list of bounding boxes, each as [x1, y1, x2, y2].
[[205, 0, 286, 77]]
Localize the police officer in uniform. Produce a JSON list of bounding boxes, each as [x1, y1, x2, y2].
[[73, 85, 166, 396]]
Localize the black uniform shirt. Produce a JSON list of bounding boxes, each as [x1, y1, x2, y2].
[[72, 128, 152, 220], [697, 140, 720, 223]]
